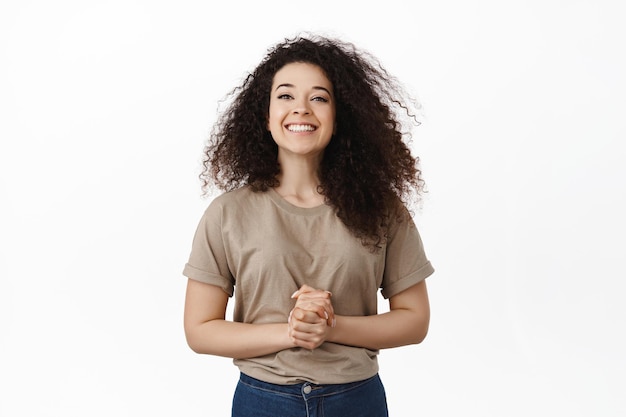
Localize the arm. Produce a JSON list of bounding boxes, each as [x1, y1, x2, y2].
[[184, 279, 296, 359], [328, 280, 430, 349], [289, 280, 430, 350]]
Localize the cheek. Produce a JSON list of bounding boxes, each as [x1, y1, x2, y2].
[[326, 112, 337, 130], [267, 105, 285, 127]]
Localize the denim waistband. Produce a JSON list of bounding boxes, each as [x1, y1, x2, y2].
[[238, 372, 379, 400]]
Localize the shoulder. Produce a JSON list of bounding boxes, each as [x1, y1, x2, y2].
[[209, 186, 255, 205], [386, 198, 415, 232], [203, 186, 272, 218]]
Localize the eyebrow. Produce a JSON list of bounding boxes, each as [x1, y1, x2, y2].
[[275, 83, 332, 95]]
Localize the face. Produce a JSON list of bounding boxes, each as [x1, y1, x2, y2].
[[267, 62, 336, 160]]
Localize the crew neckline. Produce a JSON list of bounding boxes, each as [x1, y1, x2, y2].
[[267, 187, 330, 216]]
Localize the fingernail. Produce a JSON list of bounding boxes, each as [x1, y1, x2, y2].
[[325, 290, 333, 297], [332, 318, 336, 328], [324, 311, 329, 319], [291, 291, 299, 298]]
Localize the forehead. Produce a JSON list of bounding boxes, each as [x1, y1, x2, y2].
[[271, 62, 333, 90]]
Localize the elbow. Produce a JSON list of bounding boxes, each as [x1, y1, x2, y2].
[[184, 325, 208, 354], [409, 315, 430, 345], [412, 326, 429, 345], [185, 332, 202, 354], [186, 339, 203, 354], [184, 319, 230, 356]]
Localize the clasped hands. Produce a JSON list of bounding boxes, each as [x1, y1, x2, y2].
[[288, 285, 336, 350]]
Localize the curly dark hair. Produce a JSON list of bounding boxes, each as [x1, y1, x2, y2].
[[201, 34, 425, 249]]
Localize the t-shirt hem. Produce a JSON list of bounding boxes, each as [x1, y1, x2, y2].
[[236, 363, 380, 385]]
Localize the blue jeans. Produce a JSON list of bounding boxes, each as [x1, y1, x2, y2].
[[232, 372, 389, 417]]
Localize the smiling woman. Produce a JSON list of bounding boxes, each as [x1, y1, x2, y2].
[[268, 63, 336, 161], [182, 34, 434, 416], [268, 62, 337, 207]]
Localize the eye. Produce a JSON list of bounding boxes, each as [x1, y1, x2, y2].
[[311, 96, 329, 103], [277, 94, 293, 100]]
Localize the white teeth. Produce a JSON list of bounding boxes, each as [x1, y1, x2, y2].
[[287, 124, 315, 132]]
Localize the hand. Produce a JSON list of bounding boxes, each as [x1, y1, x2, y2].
[[291, 285, 335, 327], [288, 307, 328, 350], [288, 285, 336, 350]]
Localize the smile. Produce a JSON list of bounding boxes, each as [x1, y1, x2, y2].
[[286, 124, 316, 132]]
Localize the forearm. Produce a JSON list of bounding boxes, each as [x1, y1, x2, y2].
[[185, 320, 295, 359], [327, 308, 429, 350]]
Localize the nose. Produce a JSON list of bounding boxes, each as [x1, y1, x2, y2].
[[292, 98, 310, 115]]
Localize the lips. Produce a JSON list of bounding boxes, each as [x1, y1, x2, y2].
[[286, 124, 317, 132]]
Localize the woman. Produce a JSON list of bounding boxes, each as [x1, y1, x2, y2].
[[183, 34, 434, 416]]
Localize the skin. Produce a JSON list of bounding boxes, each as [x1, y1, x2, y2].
[[184, 62, 431, 358], [289, 282, 430, 351], [185, 279, 430, 356], [267, 62, 336, 166], [267, 62, 336, 208]]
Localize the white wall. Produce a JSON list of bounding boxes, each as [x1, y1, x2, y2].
[[1, 1, 624, 416]]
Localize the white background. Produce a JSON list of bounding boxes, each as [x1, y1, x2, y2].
[[1, 0, 624, 416]]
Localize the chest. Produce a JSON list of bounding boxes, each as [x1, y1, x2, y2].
[[222, 206, 385, 312]]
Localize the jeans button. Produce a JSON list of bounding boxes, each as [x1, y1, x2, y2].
[[303, 385, 312, 394]]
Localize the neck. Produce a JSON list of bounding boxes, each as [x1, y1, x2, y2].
[[274, 152, 325, 207]]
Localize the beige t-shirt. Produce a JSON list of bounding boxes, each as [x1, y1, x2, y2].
[[183, 186, 434, 384]]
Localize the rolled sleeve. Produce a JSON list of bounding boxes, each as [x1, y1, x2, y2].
[[182, 199, 235, 297], [381, 260, 434, 299], [380, 210, 434, 299], [182, 263, 234, 296]]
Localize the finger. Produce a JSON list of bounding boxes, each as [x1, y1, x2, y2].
[[289, 327, 325, 347], [288, 322, 327, 349], [289, 311, 326, 339], [291, 337, 323, 351], [291, 285, 334, 300], [294, 302, 328, 321], [294, 298, 335, 327], [294, 289, 332, 301], [290, 334, 324, 350], [291, 284, 317, 299], [294, 296, 332, 312], [289, 322, 325, 337], [291, 308, 325, 324]]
